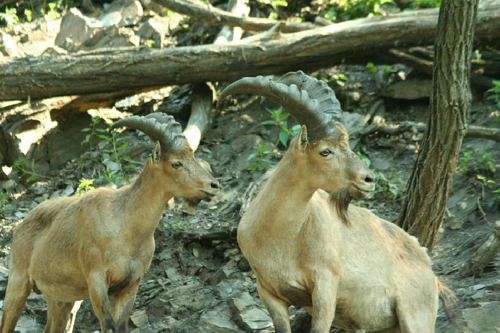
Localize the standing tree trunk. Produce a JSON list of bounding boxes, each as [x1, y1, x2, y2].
[[396, 0, 479, 251]]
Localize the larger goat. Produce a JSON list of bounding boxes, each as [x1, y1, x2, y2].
[[0, 113, 219, 333], [218, 72, 460, 333]]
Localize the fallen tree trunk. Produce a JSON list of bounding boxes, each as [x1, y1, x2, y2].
[[152, 0, 317, 32], [388, 49, 495, 89], [1, 6, 499, 101], [358, 121, 500, 142], [460, 221, 500, 277]]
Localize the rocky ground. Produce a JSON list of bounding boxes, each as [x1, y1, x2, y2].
[[1, 1, 499, 332]]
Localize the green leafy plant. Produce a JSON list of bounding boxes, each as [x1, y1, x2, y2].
[[0, 192, 9, 216], [76, 178, 95, 196], [486, 80, 500, 108], [0, 7, 19, 28], [331, 72, 347, 87], [13, 158, 49, 182], [459, 149, 496, 177], [47, 2, 58, 19], [164, 220, 186, 236], [97, 121, 136, 187], [493, 188, 500, 206], [323, 0, 392, 22], [247, 108, 302, 173], [261, 108, 301, 148], [357, 153, 403, 200], [366, 62, 377, 74], [24, 9, 33, 22], [248, 143, 276, 173], [82, 118, 138, 188], [145, 39, 155, 48], [81, 117, 102, 160], [409, 0, 441, 9], [257, 0, 288, 19]]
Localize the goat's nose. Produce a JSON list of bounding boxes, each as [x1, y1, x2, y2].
[[364, 172, 375, 183], [211, 182, 220, 189]]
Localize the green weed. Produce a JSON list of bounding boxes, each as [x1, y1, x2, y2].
[[323, 0, 392, 22], [247, 108, 301, 173], [0, 7, 19, 28], [0, 192, 9, 216], [82, 118, 139, 188], [164, 220, 186, 236], [13, 158, 49, 182], [358, 153, 403, 200], [459, 149, 496, 177], [261, 108, 301, 148], [76, 178, 95, 196], [257, 0, 288, 19], [486, 80, 500, 108], [248, 144, 277, 173]]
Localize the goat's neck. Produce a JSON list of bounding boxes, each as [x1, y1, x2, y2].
[[252, 154, 316, 233], [117, 164, 173, 240]]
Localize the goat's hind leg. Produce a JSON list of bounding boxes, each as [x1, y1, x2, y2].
[[43, 297, 76, 333], [396, 301, 436, 333], [0, 269, 33, 333], [257, 284, 291, 333]]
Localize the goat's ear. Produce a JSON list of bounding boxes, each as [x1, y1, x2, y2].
[[292, 125, 309, 154], [151, 141, 161, 166], [334, 121, 349, 143]]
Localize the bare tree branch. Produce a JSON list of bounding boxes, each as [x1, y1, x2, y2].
[[152, 0, 317, 32]]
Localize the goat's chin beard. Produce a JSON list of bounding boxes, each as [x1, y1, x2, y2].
[[330, 188, 352, 225]]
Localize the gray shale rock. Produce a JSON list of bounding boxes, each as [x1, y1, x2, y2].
[[199, 303, 241, 333], [383, 79, 432, 100], [0, 31, 18, 57], [463, 302, 500, 333], [55, 8, 100, 52], [100, 0, 143, 27], [229, 292, 272, 332]]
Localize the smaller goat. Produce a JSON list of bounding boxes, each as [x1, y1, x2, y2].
[[0, 113, 219, 333], [218, 72, 460, 333]]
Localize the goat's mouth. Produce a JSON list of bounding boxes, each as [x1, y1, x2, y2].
[[352, 184, 375, 199], [200, 189, 218, 201]]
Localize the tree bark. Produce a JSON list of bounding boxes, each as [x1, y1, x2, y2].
[[0, 5, 499, 101], [396, 0, 479, 251]]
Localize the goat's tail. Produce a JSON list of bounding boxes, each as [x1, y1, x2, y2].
[[437, 278, 467, 331]]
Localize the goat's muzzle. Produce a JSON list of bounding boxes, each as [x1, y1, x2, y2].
[[350, 173, 375, 199]]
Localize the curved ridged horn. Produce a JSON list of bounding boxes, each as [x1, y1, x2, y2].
[[111, 113, 187, 152], [217, 72, 342, 139], [278, 71, 343, 122]]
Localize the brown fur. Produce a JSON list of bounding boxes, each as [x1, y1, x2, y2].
[[437, 279, 465, 330], [0, 141, 218, 333], [238, 124, 454, 333]]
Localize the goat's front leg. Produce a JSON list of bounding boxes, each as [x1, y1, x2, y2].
[[112, 282, 140, 332], [310, 272, 339, 333], [257, 283, 291, 333], [88, 272, 115, 333]]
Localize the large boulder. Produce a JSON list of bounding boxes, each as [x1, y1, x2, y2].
[[55, 8, 101, 52], [99, 0, 143, 27]]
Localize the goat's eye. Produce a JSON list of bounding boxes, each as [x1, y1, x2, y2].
[[320, 149, 331, 157], [172, 162, 183, 169]]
